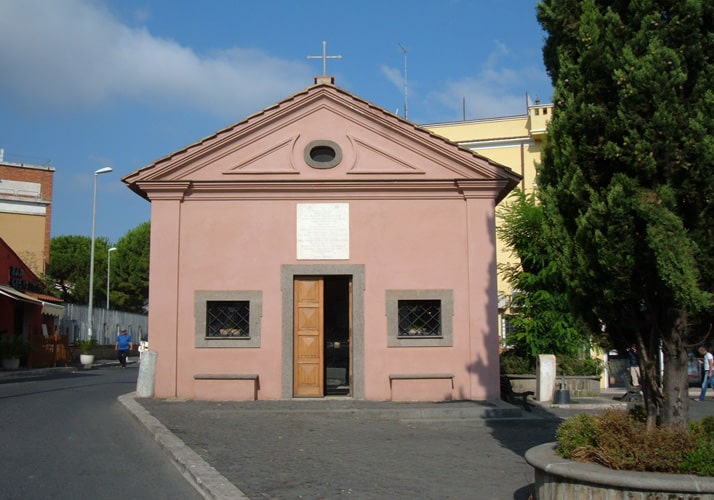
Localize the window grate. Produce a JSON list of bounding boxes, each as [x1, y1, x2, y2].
[[398, 300, 441, 336], [207, 301, 250, 338]]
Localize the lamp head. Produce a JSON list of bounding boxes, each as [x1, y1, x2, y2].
[[95, 166, 113, 175]]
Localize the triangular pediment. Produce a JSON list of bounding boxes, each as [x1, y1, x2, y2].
[[123, 84, 520, 201]]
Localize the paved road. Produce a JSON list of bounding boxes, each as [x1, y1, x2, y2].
[[0, 366, 201, 500]]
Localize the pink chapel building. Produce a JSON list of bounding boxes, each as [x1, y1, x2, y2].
[[123, 76, 520, 402]]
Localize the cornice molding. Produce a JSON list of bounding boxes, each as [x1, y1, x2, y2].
[[137, 181, 191, 201]]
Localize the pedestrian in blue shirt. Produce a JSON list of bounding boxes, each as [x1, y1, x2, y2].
[[115, 328, 133, 368]]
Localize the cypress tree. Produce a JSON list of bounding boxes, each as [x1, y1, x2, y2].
[[537, 0, 714, 427]]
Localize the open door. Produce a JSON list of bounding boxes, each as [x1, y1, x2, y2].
[[294, 278, 324, 397], [293, 276, 352, 397]]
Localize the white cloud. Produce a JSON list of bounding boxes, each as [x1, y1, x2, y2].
[[0, 0, 312, 119], [425, 42, 550, 120], [380, 64, 404, 94]]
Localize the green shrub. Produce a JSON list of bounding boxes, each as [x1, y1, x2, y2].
[[555, 413, 598, 458], [556, 409, 704, 474], [500, 350, 602, 376], [557, 356, 603, 376], [77, 338, 97, 354], [681, 417, 714, 476], [500, 350, 535, 374], [0, 334, 30, 358]]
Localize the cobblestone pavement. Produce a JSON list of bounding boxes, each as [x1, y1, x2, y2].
[[7, 366, 712, 499], [136, 399, 571, 500], [134, 389, 714, 500]]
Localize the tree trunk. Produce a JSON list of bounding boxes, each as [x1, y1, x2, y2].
[[640, 353, 663, 431], [661, 313, 690, 430]]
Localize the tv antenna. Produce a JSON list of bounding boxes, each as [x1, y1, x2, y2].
[[398, 43, 408, 120]]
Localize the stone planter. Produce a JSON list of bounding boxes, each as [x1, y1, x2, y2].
[[79, 354, 95, 367], [1, 357, 20, 370], [526, 442, 714, 499]]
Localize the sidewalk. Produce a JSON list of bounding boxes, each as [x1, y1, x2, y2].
[[0, 357, 136, 380]]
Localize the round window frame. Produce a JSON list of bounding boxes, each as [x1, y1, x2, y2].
[[304, 140, 342, 169]]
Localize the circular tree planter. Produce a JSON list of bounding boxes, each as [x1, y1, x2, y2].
[[526, 443, 714, 498]]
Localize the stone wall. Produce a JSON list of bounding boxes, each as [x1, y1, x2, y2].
[[526, 443, 714, 499], [506, 375, 601, 398]]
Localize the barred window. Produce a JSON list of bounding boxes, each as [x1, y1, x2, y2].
[[195, 291, 262, 348], [207, 300, 250, 338], [386, 290, 453, 347], [398, 300, 441, 337]]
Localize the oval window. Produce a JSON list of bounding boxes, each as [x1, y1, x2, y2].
[[304, 140, 342, 169]]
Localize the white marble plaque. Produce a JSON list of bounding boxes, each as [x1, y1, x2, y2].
[[297, 203, 349, 260]]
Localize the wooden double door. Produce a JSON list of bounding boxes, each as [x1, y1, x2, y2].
[[293, 276, 352, 397]]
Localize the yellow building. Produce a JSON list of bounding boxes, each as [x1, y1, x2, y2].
[[424, 100, 553, 340]]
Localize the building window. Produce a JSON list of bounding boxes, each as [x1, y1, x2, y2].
[[386, 289, 453, 347], [207, 300, 250, 338], [195, 290, 262, 348], [398, 300, 441, 337], [304, 140, 342, 169]]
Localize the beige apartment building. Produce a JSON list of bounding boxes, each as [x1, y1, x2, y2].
[[0, 151, 55, 275], [424, 100, 553, 340]]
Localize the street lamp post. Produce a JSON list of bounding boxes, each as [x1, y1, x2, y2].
[[107, 247, 117, 309], [87, 167, 112, 340]]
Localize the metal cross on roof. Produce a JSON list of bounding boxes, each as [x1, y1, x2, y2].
[[307, 40, 342, 76]]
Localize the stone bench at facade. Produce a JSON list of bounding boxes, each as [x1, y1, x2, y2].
[[193, 373, 260, 401]]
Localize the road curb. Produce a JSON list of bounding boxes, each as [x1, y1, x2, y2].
[[118, 392, 248, 500]]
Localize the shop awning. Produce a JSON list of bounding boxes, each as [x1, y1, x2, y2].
[[0, 285, 65, 317], [40, 301, 64, 317], [0, 284, 43, 304], [25, 291, 65, 318]]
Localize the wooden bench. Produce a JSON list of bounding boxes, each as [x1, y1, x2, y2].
[[193, 374, 260, 400], [500, 375, 534, 411]]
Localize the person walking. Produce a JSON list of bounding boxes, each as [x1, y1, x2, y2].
[[696, 345, 714, 402], [115, 328, 134, 368]]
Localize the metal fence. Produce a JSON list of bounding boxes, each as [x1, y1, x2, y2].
[[57, 304, 148, 346]]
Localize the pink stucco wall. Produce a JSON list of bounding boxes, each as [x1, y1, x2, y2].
[[127, 83, 517, 402], [147, 195, 500, 401]]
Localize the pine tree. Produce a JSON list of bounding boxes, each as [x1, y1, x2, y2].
[[537, 0, 714, 428]]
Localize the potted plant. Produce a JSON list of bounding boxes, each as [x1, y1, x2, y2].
[[0, 333, 30, 370], [77, 338, 97, 367]]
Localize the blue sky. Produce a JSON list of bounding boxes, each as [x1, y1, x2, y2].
[[0, 0, 552, 244]]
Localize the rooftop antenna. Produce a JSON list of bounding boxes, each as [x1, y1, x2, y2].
[[398, 43, 408, 120], [307, 40, 342, 76]]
